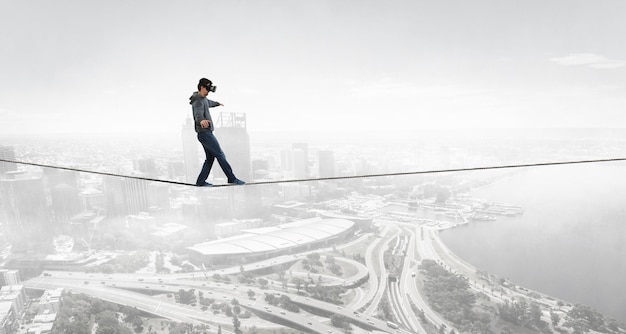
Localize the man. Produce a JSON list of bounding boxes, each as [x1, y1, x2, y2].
[[189, 78, 245, 186]]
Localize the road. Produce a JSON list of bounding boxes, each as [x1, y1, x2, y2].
[[22, 219, 470, 334]]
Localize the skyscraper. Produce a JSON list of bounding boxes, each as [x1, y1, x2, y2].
[[213, 112, 251, 181], [318, 150, 335, 178], [104, 176, 149, 216], [0, 146, 17, 176], [292, 148, 307, 179], [0, 172, 50, 251], [133, 158, 157, 178], [181, 118, 200, 184], [44, 169, 81, 225], [280, 150, 293, 176], [292, 143, 309, 178]]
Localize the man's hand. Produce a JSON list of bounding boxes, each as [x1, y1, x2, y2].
[[200, 120, 211, 128]]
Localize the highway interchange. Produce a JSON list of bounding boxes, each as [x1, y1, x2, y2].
[[24, 217, 470, 334]]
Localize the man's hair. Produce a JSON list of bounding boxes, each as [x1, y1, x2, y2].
[[198, 78, 212, 91]]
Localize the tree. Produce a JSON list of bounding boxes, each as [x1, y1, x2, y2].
[[124, 307, 141, 324], [330, 314, 350, 329], [131, 317, 144, 333], [233, 316, 242, 334], [550, 310, 560, 326], [291, 277, 304, 291], [500, 326, 513, 334], [96, 310, 119, 328], [435, 188, 451, 203]]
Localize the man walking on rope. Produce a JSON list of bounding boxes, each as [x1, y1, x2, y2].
[[189, 78, 245, 187]]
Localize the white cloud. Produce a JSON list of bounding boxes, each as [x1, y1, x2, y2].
[[550, 53, 625, 69]]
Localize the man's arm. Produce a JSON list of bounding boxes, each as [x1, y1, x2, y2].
[[191, 100, 205, 127], [207, 99, 224, 108]]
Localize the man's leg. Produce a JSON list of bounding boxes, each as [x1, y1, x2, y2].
[[196, 132, 216, 186], [202, 132, 240, 183]]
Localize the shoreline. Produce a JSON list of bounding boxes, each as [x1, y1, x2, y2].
[[429, 220, 626, 329]]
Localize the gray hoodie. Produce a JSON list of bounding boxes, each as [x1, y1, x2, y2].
[[189, 92, 220, 133]]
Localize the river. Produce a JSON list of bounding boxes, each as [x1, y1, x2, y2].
[[439, 162, 626, 323]]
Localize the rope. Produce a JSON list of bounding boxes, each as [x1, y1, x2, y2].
[[0, 158, 192, 186], [1, 157, 626, 187]]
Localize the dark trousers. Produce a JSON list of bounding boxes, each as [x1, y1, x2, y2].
[[196, 131, 237, 185]]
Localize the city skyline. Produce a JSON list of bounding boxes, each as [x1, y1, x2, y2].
[[2, 1, 626, 333], [1, 130, 626, 334]]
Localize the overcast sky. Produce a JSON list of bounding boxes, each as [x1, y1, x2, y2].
[[1, 0, 625, 136]]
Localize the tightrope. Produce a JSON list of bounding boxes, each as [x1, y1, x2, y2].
[[1, 157, 625, 188]]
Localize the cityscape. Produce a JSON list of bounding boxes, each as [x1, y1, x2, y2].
[[2, 1, 626, 333], [1, 118, 625, 334]]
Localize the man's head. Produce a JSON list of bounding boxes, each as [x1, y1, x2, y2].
[[198, 78, 216, 96]]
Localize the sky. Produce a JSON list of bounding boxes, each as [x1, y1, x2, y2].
[[1, 0, 625, 136]]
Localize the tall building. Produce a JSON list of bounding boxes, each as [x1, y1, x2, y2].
[[0, 270, 20, 286], [280, 150, 293, 175], [79, 187, 105, 212], [318, 150, 335, 178], [251, 159, 269, 180], [104, 176, 149, 216], [0, 173, 50, 250], [133, 158, 157, 177], [213, 112, 251, 181], [148, 182, 170, 210], [181, 117, 200, 184], [0, 300, 18, 334], [0, 146, 17, 176], [292, 143, 309, 177], [44, 169, 81, 225], [167, 160, 185, 180]]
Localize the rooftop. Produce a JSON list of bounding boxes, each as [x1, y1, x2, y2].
[[188, 217, 354, 256]]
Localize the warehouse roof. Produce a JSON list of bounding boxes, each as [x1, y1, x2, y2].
[[188, 217, 354, 256]]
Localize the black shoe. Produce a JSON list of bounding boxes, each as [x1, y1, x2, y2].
[[228, 179, 245, 185], [196, 182, 213, 187]]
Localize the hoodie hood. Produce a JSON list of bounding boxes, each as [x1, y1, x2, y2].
[[189, 92, 203, 104]]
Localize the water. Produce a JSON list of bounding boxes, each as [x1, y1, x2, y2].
[[440, 162, 626, 323]]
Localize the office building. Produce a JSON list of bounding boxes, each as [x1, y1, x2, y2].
[[280, 150, 293, 175], [181, 117, 200, 184], [292, 148, 307, 179], [45, 169, 81, 225], [318, 150, 335, 178], [251, 159, 269, 180], [0, 146, 17, 176], [167, 160, 185, 180], [38, 288, 63, 314], [292, 143, 309, 177], [104, 176, 149, 216], [0, 270, 20, 286], [213, 112, 251, 181], [0, 174, 50, 249], [79, 187, 105, 212], [133, 158, 157, 177]]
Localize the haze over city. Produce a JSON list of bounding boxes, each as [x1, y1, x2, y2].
[[1, 1, 626, 334]]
